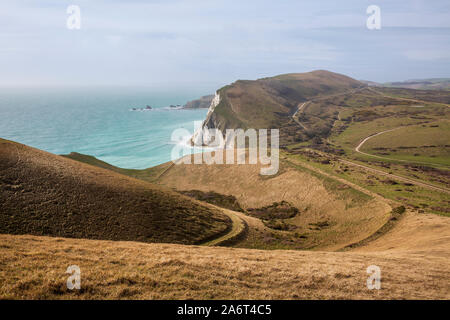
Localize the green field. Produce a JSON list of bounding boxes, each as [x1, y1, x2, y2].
[[285, 150, 450, 217], [359, 120, 450, 166]]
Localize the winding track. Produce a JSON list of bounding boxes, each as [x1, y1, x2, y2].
[[354, 127, 402, 159], [292, 102, 309, 130], [350, 126, 450, 194], [338, 158, 450, 194], [289, 89, 450, 195], [201, 208, 247, 246], [161, 87, 450, 246], [353, 126, 449, 167], [291, 87, 365, 131], [344, 129, 450, 194]]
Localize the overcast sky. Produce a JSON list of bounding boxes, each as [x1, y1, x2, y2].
[[1, 0, 449, 90]]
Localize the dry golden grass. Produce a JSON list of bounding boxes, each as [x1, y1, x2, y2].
[[152, 153, 392, 250], [353, 212, 450, 257], [1, 211, 449, 300], [1, 141, 448, 300], [0, 138, 230, 244]]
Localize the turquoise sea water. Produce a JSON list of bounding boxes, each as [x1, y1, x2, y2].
[[0, 87, 208, 169]]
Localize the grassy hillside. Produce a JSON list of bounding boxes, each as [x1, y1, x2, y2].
[[2, 70, 450, 300], [200, 70, 364, 138], [183, 95, 214, 109], [69, 151, 393, 251], [0, 139, 231, 244], [61, 152, 168, 181], [199, 70, 447, 148], [1, 212, 449, 299], [359, 120, 450, 166]]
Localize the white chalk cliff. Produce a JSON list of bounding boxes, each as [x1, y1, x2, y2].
[[191, 92, 221, 146]]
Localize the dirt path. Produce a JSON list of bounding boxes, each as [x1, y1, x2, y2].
[[353, 126, 449, 167], [354, 127, 403, 160], [355, 127, 402, 154], [202, 208, 247, 246], [350, 127, 450, 194], [284, 155, 450, 253], [284, 155, 388, 201], [292, 102, 309, 130], [154, 156, 249, 248], [287, 130, 450, 196], [339, 158, 450, 194], [291, 87, 365, 131]]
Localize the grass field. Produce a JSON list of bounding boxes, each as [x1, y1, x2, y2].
[[1, 210, 448, 300], [318, 91, 450, 206], [330, 113, 438, 151], [0, 139, 231, 245], [65, 150, 392, 251], [2, 72, 449, 300], [359, 120, 450, 166], [285, 150, 450, 217], [149, 153, 393, 251]]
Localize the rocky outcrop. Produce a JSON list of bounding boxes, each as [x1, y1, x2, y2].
[[191, 92, 222, 146], [183, 95, 214, 109]]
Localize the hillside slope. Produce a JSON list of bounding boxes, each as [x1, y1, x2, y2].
[[1, 220, 448, 299], [0, 139, 230, 244], [194, 70, 364, 145], [183, 95, 214, 109], [64, 150, 393, 250], [109, 151, 392, 250]]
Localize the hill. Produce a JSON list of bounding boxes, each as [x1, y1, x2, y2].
[[1, 211, 449, 299], [183, 95, 214, 109], [2, 67, 450, 299], [187, 71, 449, 218], [2, 144, 450, 298], [193, 70, 365, 145], [0, 139, 231, 244], [65, 150, 394, 251], [193, 71, 450, 149]]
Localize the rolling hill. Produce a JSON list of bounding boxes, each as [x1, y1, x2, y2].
[[1, 209, 449, 300], [1, 70, 449, 300], [2, 142, 450, 299], [65, 150, 394, 251], [0, 138, 231, 244], [193, 71, 450, 150], [194, 70, 365, 144], [183, 95, 214, 109]]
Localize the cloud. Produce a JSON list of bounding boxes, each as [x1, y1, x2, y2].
[[0, 0, 449, 86]]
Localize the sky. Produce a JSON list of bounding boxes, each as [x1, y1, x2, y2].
[[1, 0, 449, 91]]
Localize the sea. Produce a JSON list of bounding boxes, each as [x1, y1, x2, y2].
[[0, 87, 208, 169]]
